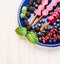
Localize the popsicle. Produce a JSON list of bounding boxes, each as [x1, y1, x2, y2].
[[29, 0, 48, 25], [34, 0, 60, 25], [40, 8, 60, 32]]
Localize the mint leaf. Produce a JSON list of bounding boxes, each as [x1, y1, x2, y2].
[[15, 27, 27, 36], [27, 32, 38, 44]]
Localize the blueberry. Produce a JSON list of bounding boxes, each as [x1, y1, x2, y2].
[[26, 26, 32, 31], [37, 24, 42, 27], [56, 19, 60, 23], [24, 20, 29, 26], [39, 37, 42, 41], [44, 27, 48, 30], [50, 26, 53, 29], [53, 23, 56, 26], [54, 26, 57, 28], [43, 30, 46, 33], [41, 23, 44, 26], [42, 20, 45, 23], [29, 6, 35, 12], [37, 32, 42, 37], [49, 39, 52, 43], [35, 4, 38, 8], [53, 34, 56, 37], [33, 2, 36, 6], [58, 28, 60, 30], [32, 26, 35, 30], [26, 11, 31, 18], [57, 24, 60, 27], [35, 27, 40, 32], [48, 25, 51, 30]]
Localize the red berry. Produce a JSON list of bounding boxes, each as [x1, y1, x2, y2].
[[52, 31, 55, 34], [50, 29, 53, 33], [48, 33, 51, 37], [48, 16, 56, 24], [42, 39, 46, 44], [54, 29, 57, 32], [58, 31, 60, 35], [46, 36, 50, 40], [50, 33, 53, 36], [57, 35, 60, 40], [53, 39, 56, 43], [52, 12, 59, 19], [55, 37, 58, 41], [42, 36, 45, 40]]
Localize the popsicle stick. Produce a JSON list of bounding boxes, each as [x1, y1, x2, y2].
[[44, 22, 50, 27], [29, 15, 36, 26], [34, 15, 43, 25], [40, 22, 50, 32], [40, 26, 44, 32]]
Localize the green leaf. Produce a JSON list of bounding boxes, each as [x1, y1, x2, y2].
[[27, 32, 38, 44], [15, 27, 27, 36]]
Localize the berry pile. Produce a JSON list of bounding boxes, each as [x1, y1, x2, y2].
[[16, 0, 60, 46]]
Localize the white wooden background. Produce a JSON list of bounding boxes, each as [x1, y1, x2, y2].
[[0, 0, 60, 64]]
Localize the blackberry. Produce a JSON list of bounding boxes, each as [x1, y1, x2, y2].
[[35, 27, 40, 32], [36, 0, 41, 4], [26, 26, 32, 31], [23, 16, 28, 20], [24, 20, 29, 26], [29, 6, 35, 12], [26, 11, 31, 18]]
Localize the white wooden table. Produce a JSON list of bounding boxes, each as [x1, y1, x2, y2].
[[0, 0, 60, 64]]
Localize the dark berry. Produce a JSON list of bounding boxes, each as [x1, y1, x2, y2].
[[36, 0, 41, 4], [26, 11, 31, 18], [35, 27, 40, 32], [24, 20, 29, 26], [29, 6, 35, 12], [33, 0, 36, 2], [23, 16, 28, 20], [26, 26, 32, 31], [29, 0, 33, 5]]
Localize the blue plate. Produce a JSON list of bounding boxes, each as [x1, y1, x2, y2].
[[18, 0, 60, 47]]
